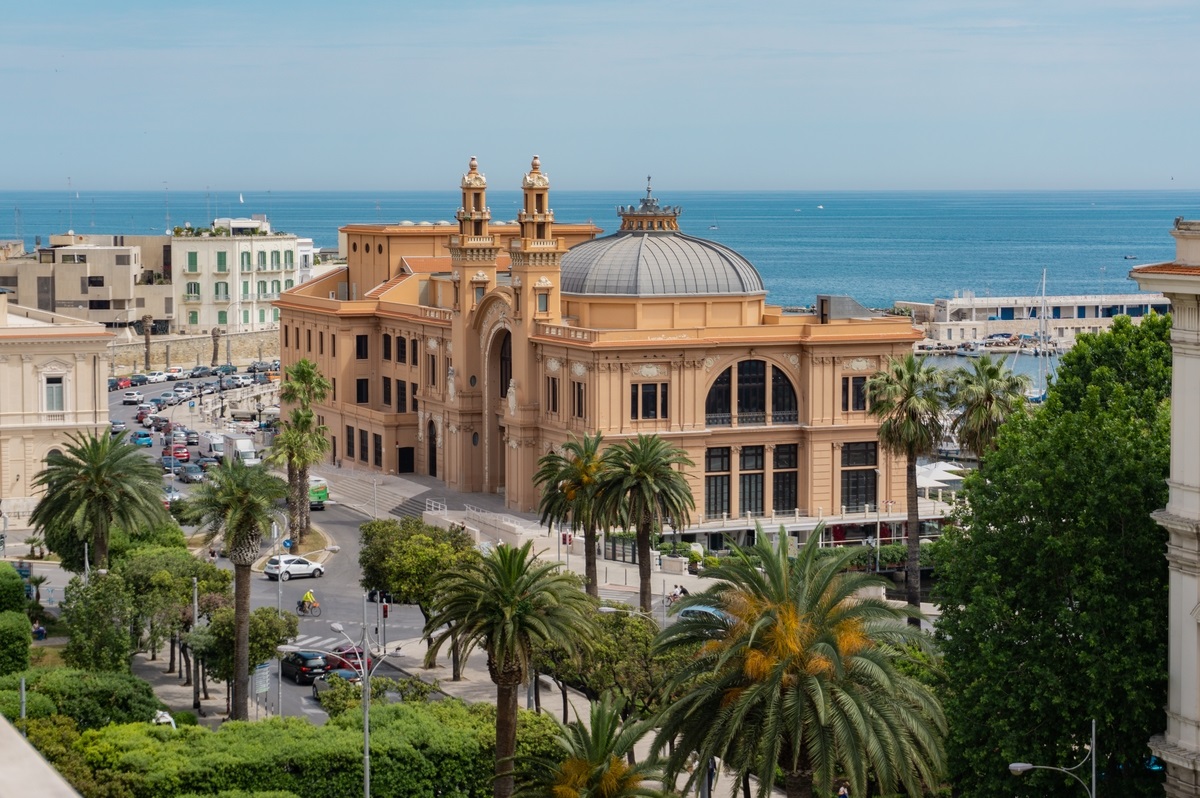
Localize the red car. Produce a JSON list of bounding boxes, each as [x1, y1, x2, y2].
[[161, 444, 190, 462], [115, 376, 132, 389], [328, 644, 372, 675]]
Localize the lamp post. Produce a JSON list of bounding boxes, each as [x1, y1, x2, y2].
[[1009, 718, 1096, 798]]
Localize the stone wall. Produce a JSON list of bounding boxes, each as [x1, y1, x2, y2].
[[110, 329, 279, 374]]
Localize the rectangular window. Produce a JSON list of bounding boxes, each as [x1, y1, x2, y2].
[[216, 251, 227, 271], [382, 334, 391, 361], [410, 338, 418, 365], [356, 334, 368, 360], [773, 444, 798, 514], [373, 434, 383, 467], [546, 376, 559, 415], [428, 354, 437, 387], [271, 251, 281, 267], [283, 327, 289, 348], [187, 252, 198, 271], [739, 473, 764, 516], [87, 276, 105, 287], [45, 376, 64, 412], [241, 309, 249, 325], [188, 311, 198, 325], [319, 331, 324, 355], [356, 378, 369, 404], [841, 376, 867, 412], [705, 447, 731, 520], [410, 382, 418, 412], [218, 310, 227, 325], [258, 251, 266, 268], [840, 442, 878, 513], [241, 251, 251, 269], [537, 292, 549, 313], [258, 308, 265, 323], [359, 429, 368, 462], [397, 380, 407, 412], [397, 336, 408, 364], [115, 254, 130, 266], [740, 445, 764, 471], [331, 378, 336, 401], [306, 329, 312, 352], [631, 382, 669, 420], [331, 334, 337, 357], [345, 426, 355, 459], [572, 381, 586, 419], [841, 442, 878, 467], [382, 376, 391, 406]]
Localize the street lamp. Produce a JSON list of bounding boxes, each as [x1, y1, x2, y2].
[[329, 594, 399, 798], [1009, 718, 1096, 798]]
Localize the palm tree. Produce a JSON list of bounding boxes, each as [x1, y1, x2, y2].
[[185, 460, 287, 721], [654, 528, 946, 798], [266, 408, 329, 546], [31, 431, 168, 570], [141, 313, 153, 371], [210, 327, 221, 367], [866, 354, 948, 615], [948, 354, 1030, 460], [424, 541, 597, 798], [534, 433, 607, 598], [516, 693, 667, 798], [278, 358, 332, 542], [595, 435, 695, 614]]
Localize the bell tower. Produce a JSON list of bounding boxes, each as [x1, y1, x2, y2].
[[510, 155, 566, 325], [451, 156, 499, 313]]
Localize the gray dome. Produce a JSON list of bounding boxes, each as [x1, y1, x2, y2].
[[560, 231, 766, 297]]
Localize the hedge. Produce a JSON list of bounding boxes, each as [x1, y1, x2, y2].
[[0, 609, 31, 675], [0, 668, 164, 730], [0, 562, 26, 613]]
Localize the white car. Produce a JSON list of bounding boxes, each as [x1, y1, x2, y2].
[[172, 386, 194, 400], [165, 367, 185, 381], [122, 390, 144, 405], [264, 555, 324, 581], [146, 371, 168, 384], [156, 391, 182, 406]]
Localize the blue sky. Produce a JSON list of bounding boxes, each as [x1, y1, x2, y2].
[[4, 0, 1196, 190]]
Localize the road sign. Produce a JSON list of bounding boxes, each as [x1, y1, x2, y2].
[[282, 539, 293, 549], [254, 663, 270, 694]]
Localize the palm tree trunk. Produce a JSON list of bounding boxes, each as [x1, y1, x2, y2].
[[583, 524, 599, 598], [637, 518, 653, 613], [287, 459, 300, 548], [299, 463, 312, 544], [494, 677, 521, 798], [231, 562, 252, 720], [905, 453, 922, 623], [783, 769, 814, 798]]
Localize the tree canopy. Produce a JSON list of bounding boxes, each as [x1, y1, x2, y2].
[[935, 314, 1172, 798]]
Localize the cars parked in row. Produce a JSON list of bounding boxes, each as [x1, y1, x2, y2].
[[190, 366, 214, 378], [129, 374, 149, 386], [263, 555, 324, 581], [132, 430, 154, 447], [146, 371, 167, 383], [122, 391, 144, 405], [108, 376, 133, 391], [179, 464, 205, 484], [161, 444, 190, 462]]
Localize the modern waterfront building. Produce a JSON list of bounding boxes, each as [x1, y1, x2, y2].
[[276, 157, 941, 547], [899, 289, 1168, 347], [0, 290, 110, 529], [1132, 219, 1200, 798]]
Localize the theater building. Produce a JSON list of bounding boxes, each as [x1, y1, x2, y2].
[[276, 157, 926, 544]]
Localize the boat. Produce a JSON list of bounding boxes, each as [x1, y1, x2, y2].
[[708, 221, 719, 230], [1022, 270, 1056, 400], [817, 204, 824, 210], [956, 341, 984, 357], [1124, 255, 1138, 260]]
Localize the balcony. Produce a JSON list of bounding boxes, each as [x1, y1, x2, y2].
[[241, 293, 256, 302], [213, 294, 231, 302], [183, 294, 202, 303]]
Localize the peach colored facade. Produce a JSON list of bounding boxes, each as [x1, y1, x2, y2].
[[276, 158, 924, 544]]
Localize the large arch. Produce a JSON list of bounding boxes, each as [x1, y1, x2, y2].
[[481, 324, 513, 495], [703, 357, 798, 426]]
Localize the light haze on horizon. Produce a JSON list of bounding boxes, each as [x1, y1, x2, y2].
[[4, 0, 1197, 193]]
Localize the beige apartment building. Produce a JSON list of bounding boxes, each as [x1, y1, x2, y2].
[[0, 291, 110, 529], [277, 157, 927, 546]]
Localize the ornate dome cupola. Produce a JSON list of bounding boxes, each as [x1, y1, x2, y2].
[[618, 176, 683, 232], [450, 156, 500, 310], [559, 178, 765, 298]]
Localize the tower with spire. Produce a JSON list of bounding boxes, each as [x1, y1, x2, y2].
[[450, 156, 500, 313]]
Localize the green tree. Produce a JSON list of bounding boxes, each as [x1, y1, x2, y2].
[[184, 460, 288, 720], [534, 433, 607, 598], [0, 562, 26, 612], [948, 353, 1030, 459], [935, 317, 1171, 798], [31, 431, 169, 570], [516, 694, 666, 798], [60, 573, 136, 672], [0, 610, 32, 676], [866, 353, 948, 614], [595, 434, 695, 613], [278, 358, 332, 544], [266, 408, 329, 547], [424, 541, 597, 798], [200, 606, 298, 690], [654, 528, 945, 798]]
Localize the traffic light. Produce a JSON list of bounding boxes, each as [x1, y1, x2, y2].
[[381, 603, 389, 619]]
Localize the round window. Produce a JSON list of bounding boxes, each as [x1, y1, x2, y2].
[[351, 242, 358, 252], [378, 244, 383, 254], [469, 375, 477, 387], [472, 432, 480, 446]]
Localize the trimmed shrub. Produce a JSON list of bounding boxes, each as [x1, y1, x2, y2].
[[0, 563, 26, 613], [0, 609, 32, 675], [0, 688, 56, 720], [0, 668, 164, 730]]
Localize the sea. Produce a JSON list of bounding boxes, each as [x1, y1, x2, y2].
[[3, 188, 1197, 313]]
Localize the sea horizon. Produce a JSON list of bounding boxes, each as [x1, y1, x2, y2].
[[4, 188, 1197, 310]]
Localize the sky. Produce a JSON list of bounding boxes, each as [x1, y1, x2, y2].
[[3, 0, 1197, 191]]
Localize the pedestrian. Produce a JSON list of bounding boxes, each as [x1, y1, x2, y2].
[[208, 547, 217, 564], [838, 781, 849, 798]]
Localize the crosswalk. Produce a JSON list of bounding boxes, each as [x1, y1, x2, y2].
[[290, 634, 349, 652]]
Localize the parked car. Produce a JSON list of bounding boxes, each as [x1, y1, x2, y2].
[[247, 361, 272, 373], [263, 555, 324, 581], [161, 456, 185, 476], [312, 669, 361, 699], [132, 430, 154, 447], [199, 382, 217, 395], [110, 419, 128, 434], [156, 391, 181, 406], [165, 367, 185, 381], [172, 386, 194, 401], [162, 484, 184, 507], [129, 373, 149, 386], [179, 464, 204, 483], [195, 456, 219, 471], [216, 364, 238, 375], [122, 390, 144, 405], [146, 371, 167, 383], [116, 376, 133, 390], [280, 651, 329, 685], [134, 404, 154, 421], [252, 372, 271, 385], [326, 645, 372, 674], [184, 429, 200, 446], [162, 444, 190, 462], [107, 378, 119, 392]]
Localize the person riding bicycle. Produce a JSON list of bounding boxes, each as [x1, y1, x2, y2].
[[300, 589, 316, 614]]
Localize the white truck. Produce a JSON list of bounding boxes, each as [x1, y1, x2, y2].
[[222, 432, 261, 466]]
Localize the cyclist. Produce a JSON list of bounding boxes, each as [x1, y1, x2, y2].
[[300, 589, 316, 614]]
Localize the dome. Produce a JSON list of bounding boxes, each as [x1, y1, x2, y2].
[[560, 183, 765, 297]]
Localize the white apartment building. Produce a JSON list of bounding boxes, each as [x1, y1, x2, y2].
[[171, 215, 299, 336]]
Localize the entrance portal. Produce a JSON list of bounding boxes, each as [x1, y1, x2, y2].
[[427, 420, 437, 478]]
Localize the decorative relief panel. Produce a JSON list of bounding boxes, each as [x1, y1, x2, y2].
[[637, 363, 662, 378], [546, 358, 561, 373], [427, 338, 439, 351], [571, 362, 587, 377], [846, 357, 876, 372]]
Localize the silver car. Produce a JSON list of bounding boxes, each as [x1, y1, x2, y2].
[[263, 555, 324, 581]]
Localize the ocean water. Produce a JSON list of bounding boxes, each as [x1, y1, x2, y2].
[[3, 189, 1197, 309]]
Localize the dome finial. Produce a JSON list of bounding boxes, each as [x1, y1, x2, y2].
[[469, 156, 478, 172], [646, 175, 653, 199], [531, 155, 541, 172]]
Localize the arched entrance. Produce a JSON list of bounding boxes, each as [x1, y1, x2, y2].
[[484, 329, 512, 495], [427, 420, 437, 478]]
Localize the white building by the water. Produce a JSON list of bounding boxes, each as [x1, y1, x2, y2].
[[898, 290, 1169, 346]]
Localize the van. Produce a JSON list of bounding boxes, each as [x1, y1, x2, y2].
[[206, 437, 225, 461], [165, 367, 185, 381]]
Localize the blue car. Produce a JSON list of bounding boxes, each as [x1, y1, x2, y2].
[[132, 430, 154, 447]]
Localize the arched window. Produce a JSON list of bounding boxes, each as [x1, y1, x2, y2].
[[185, 281, 200, 298], [705, 360, 798, 427], [257, 251, 266, 268], [214, 281, 229, 299], [499, 332, 512, 399]]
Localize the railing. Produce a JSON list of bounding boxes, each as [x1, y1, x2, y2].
[[421, 307, 453, 322], [698, 508, 811, 525], [536, 323, 597, 342], [464, 503, 536, 532], [705, 411, 798, 427], [241, 293, 255, 301], [183, 294, 202, 302], [706, 412, 732, 426]]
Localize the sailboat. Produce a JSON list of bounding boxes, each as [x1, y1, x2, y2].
[[239, 193, 244, 204], [708, 220, 719, 230], [1024, 270, 1054, 402]]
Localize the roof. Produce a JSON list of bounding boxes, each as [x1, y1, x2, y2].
[[560, 231, 766, 298]]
